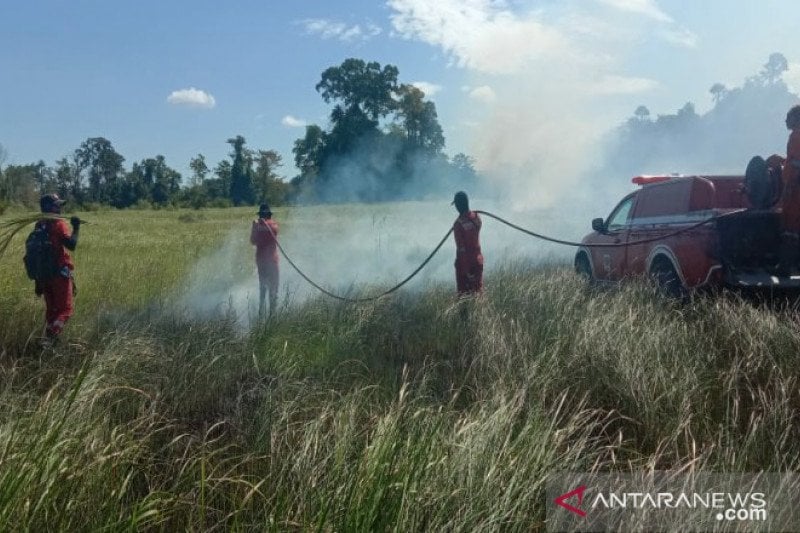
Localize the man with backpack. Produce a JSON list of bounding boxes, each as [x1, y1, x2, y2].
[[250, 203, 279, 318], [25, 194, 81, 344]]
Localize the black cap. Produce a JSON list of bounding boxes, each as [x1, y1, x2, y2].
[[258, 203, 272, 217], [451, 191, 468, 205], [40, 193, 66, 212]]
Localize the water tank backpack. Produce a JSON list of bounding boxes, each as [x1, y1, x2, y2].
[[23, 222, 59, 281]]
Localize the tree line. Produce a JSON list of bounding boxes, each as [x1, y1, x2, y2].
[[602, 52, 799, 182], [0, 58, 479, 212]]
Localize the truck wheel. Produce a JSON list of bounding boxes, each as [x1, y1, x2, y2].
[[575, 254, 595, 287], [650, 259, 687, 300]]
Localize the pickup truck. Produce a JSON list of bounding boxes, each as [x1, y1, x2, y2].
[[574, 174, 794, 296]]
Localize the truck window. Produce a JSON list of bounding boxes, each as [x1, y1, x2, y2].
[[607, 196, 635, 230]]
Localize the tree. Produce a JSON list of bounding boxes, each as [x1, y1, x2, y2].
[[74, 137, 125, 203], [252, 150, 289, 204], [634, 105, 651, 121], [227, 135, 254, 205], [53, 156, 82, 202], [316, 58, 399, 122], [396, 84, 445, 154], [1, 164, 39, 205], [189, 154, 209, 186], [709, 83, 728, 104], [761, 52, 788, 85], [293, 125, 326, 178]]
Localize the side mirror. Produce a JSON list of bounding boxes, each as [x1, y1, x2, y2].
[[592, 218, 606, 233]]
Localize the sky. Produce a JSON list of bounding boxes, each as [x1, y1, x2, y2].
[[2, 0, 800, 185]]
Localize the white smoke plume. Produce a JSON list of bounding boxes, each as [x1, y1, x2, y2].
[[177, 200, 586, 325]]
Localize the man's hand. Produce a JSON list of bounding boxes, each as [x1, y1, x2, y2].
[[34, 281, 43, 296], [70, 216, 81, 230]]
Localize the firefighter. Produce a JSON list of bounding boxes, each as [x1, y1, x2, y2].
[[452, 191, 484, 295], [776, 105, 800, 273], [36, 194, 80, 344], [250, 203, 279, 318]]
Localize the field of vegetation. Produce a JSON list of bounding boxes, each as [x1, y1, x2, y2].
[[1, 206, 799, 531]]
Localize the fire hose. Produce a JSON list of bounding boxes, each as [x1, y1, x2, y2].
[[267, 208, 748, 303]]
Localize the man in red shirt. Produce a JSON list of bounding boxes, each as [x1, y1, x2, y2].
[[35, 194, 80, 342], [452, 191, 484, 295], [775, 105, 800, 273], [250, 203, 279, 318]]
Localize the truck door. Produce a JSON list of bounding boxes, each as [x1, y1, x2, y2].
[[590, 194, 635, 281]]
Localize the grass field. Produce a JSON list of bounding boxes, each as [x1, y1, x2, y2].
[[1, 205, 799, 531]]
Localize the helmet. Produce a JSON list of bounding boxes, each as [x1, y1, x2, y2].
[[40, 193, 66, 213]]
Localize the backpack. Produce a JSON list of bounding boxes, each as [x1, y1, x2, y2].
[[23, 222, 59, 281]]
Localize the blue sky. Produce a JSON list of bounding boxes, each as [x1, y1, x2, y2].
[[2, 0, 800, 184]]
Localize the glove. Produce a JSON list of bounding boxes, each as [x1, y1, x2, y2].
[[70, 216, 81, 229]]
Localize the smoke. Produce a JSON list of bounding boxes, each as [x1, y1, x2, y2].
[[176, 200, 587, 325]]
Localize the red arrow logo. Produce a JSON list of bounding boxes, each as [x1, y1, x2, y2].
[[554, 485, 588, 517]]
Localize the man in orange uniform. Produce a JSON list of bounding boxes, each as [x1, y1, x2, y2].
[[452, 191, 484, 295], [776, 105, 800, 272], [250, 203, 279, 318], [35, 194, 80, 343]]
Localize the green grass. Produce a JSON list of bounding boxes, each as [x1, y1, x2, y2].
[[0, 206, 799, 531]]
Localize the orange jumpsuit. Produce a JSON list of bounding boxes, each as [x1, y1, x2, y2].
[[453, 211, 484, 294], [780, 129, 800, 233], [250, 218, 280, 296], [36, 219, 74, 336]]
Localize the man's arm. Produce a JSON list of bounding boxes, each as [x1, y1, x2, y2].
[[63, 217, 80, 251]]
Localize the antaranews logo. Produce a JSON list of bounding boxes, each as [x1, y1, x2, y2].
[[548, 473, 799, 532], [553, 485, 588, 518]]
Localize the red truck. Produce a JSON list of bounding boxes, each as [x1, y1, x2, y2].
[[575, 174, 791, 296]]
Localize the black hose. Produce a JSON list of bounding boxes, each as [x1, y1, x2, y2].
[[267, 224, 453, 303], [475, 209, 748, 248]]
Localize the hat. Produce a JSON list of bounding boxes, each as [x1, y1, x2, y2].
[[451, 191, 468, 205], [40, 193, 66, 212], [258, 203, 272, 216]]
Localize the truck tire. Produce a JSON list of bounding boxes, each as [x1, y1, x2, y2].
[[650, 258, 687, 300], [575, 253, 595, 287]]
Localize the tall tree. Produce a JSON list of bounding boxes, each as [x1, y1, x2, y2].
[[634, 105, 651, 121], [74, 137, 125, 203], [316, 58, 399, 122], [189, 154, 209, 186], [396, 84, 445, 154], [293, 125, 326, 177], [761, 52, 788, 85], [709, 83, 728, 104], [227, 135, 254, 205], [252, 149, 288, 204]]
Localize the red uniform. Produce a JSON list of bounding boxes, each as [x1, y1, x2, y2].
[[250, 218, 280, 296], [453, 211, 484, 294], [780, 129, 800, 233], [37, 219, 74, 336]]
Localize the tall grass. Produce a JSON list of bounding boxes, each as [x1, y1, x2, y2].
[[1, 207, 799, 530], [1, 262, 799, 530]]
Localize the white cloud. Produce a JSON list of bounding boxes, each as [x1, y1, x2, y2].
[[595, 0, 672, 22], [411, 81, 443, 97], [468, 85, 496, 104], [302, 18, 381, 42], [167, 88, 216, 109], [591, 74, 659, 95], [281, 115, 307, 128], [661, 27, 698, 48], [388, 0, 567, 75]]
